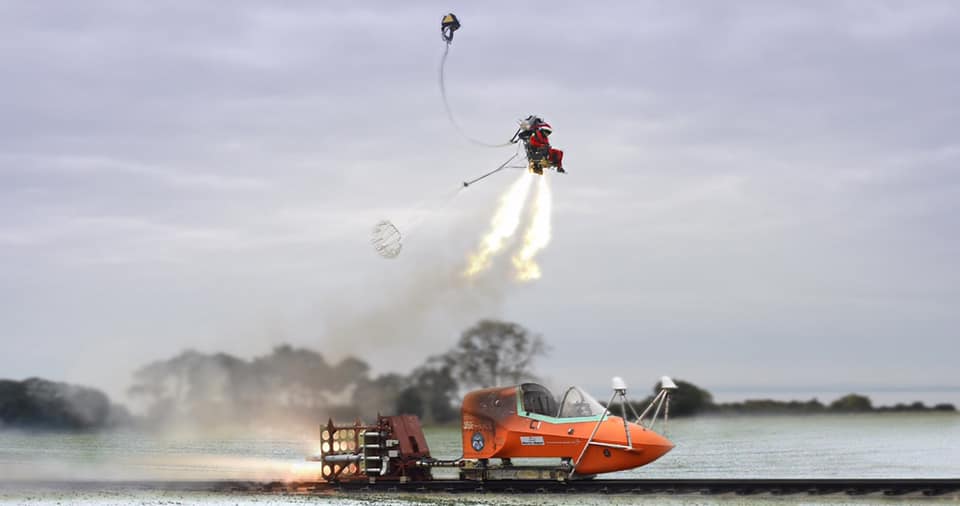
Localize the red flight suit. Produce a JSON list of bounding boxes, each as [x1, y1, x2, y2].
[[528, 123, 564, 170]]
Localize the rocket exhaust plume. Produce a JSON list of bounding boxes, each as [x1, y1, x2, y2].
[[513, 176, 552, 281], [464, 172, 534, 277]]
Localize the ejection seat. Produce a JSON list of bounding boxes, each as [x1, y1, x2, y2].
[[520, 383, 559, 417], [525, 145, 552, 175]]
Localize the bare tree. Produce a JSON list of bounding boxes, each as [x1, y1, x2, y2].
[[444, 319, 547, 389]]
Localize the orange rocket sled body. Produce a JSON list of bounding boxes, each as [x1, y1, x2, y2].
[[461, 384, 673, 476]]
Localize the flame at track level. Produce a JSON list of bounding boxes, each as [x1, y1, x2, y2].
[[513, 176, 552, 281], [464, 172, 534, 277]]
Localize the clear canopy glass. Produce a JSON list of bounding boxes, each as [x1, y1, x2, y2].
[[557, 386, 606, 418]]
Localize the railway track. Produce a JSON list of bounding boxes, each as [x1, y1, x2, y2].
[[12, 479, 958, 497], [253, 478, 960, 496]]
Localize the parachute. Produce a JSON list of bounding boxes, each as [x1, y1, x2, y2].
[[369, 13, 563, 260], [441, 13, 460, 44], [371, 220, 402, 259]]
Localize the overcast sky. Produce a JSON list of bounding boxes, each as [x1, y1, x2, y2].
[[2, 1, 959, 403]]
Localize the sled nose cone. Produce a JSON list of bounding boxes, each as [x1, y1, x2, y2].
[[645, 431, 674, 462], [631, 427, 674, 465]]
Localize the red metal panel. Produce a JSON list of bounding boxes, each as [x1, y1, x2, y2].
[[385, 414, 431, 459]]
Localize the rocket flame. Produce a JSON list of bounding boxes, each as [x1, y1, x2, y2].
[[464, 172, 534, 277], [513, 176, 552, 281]]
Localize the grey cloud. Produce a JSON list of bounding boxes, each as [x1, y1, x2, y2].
[[1, 1, 958, 401]]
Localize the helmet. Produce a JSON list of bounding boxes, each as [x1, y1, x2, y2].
[[520, 115, 543, 131]]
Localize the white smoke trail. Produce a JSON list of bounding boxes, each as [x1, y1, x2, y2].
[[463, 172, 534, 278], [513, 176, 552, 281]]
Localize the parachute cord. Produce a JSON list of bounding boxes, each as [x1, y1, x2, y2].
[[399, 147, 522, 241], [439, 43, 514, 149]]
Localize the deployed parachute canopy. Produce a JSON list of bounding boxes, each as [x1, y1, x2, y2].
[[441, 13, 460, 44], [371, 220, 402, 259]]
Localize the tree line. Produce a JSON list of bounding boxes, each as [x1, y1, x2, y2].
[[0, 378, 131, 431], [4, 318, 955, 432], [126, 319, 546, 429], [605, 380, 957, 417]]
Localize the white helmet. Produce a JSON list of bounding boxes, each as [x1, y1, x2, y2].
[[520, 115, 543, 131]]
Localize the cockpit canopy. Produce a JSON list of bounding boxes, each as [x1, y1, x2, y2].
[[520, 383, 606, 419], [520, 383, 558, 417]]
